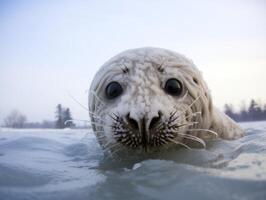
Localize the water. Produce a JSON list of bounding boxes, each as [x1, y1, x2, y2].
[[0, 122, 266, 200]]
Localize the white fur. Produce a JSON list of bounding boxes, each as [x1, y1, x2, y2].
[[89, 47, 244, 150]]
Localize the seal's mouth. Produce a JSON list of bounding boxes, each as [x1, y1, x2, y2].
[[107, 108, 219, 153], [111, 111, 188, 150]]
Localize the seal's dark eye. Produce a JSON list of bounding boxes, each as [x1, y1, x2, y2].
[[164, 78, 183, 96], [105, 81, 123, 99]]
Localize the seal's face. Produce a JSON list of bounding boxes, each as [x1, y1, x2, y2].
[[89, 48, 215, 153]]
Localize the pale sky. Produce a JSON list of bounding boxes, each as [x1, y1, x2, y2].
[[0, 0, 265, 124]]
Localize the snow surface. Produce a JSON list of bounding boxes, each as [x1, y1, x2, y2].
[[0, 122, 266, 200]]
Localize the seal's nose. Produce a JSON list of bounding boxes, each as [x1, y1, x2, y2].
[[126, 112, 162, 131], [126, 113, 139, 130], [148, 113, 162, 130], [126, 112, 162, 149]]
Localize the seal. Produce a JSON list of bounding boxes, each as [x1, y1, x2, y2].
[[88, 47, 244, 153]]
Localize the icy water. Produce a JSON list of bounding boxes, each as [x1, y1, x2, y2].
[[0, 122, 266, 200]]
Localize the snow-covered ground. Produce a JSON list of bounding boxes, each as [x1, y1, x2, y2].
[[0, 122, 266, 200]]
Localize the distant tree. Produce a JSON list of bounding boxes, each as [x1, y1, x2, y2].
[[247, 99, 261, 121], [55, 104, 64, 129], [225, 100, 266, 122], [4, 110, 27, 128], [256, 101, 263, 121], [55, 104, 75, 129], [248, 99, 256, 116], [263, 104, 266, 120], [63, 108, 75, 128]]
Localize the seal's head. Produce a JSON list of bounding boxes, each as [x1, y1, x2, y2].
[[89, 47, 244, 154]]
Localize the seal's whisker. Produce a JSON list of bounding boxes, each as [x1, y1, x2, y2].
[[93, 130, 107, 134], [109, 113, 121, 122], [103, 142, 121, 150], [113, 130, 131, 134], [110, 147, 122, 157], [95, 136, 106, 142], [89, 90, 106, 106], [186, 128, 219, 137], [89, 114, 106, 122], [100, 140, 114, 148], [89, 121, 107, 126], [167, 138, 191, 149], [92, 118, 107, 124], [153, 122, 165, 130], [174, 94, 202, 122], [169, 122, 198, 129], [94, 105, 105, 114], [89, 112, 104, 119], [168, 111, 179, 124], [89, 121, 111, 128], [169, 110, 178, 119], [181, 90, 189, 100], [188, 95, 202, 109], [65, 118, 106, 125], [68, 92, 90, 112], [104, 144, 124, 159], [65, 119, 89, 123], [168, 110, 200, 128], [96, 133, 106, 138], [184, 111, 202, 120], [176, 133, 206, 148]]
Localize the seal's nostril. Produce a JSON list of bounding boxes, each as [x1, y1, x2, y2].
[[126, 113, 139, 130], [149, 112, 162, 130]]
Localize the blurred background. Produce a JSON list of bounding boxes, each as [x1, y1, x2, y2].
[[0, 0, 265, 128]]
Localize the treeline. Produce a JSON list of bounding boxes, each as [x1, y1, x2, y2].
[[3, 100, 266, 128], [24, 120, 55, 129], [225, 99, 266, 122], [2, 104, 80, 129], [3, 110, 27, 128]]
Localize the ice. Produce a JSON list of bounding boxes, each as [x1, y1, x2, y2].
[[0, 122, 266, 200]]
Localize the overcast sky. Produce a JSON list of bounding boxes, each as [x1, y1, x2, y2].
[[0, 0, 265, 124]]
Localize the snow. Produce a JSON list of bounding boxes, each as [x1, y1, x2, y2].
[[0, 122, 266, 200]]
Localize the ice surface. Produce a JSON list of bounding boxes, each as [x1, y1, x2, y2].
[[0, 122, 266, 200]]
